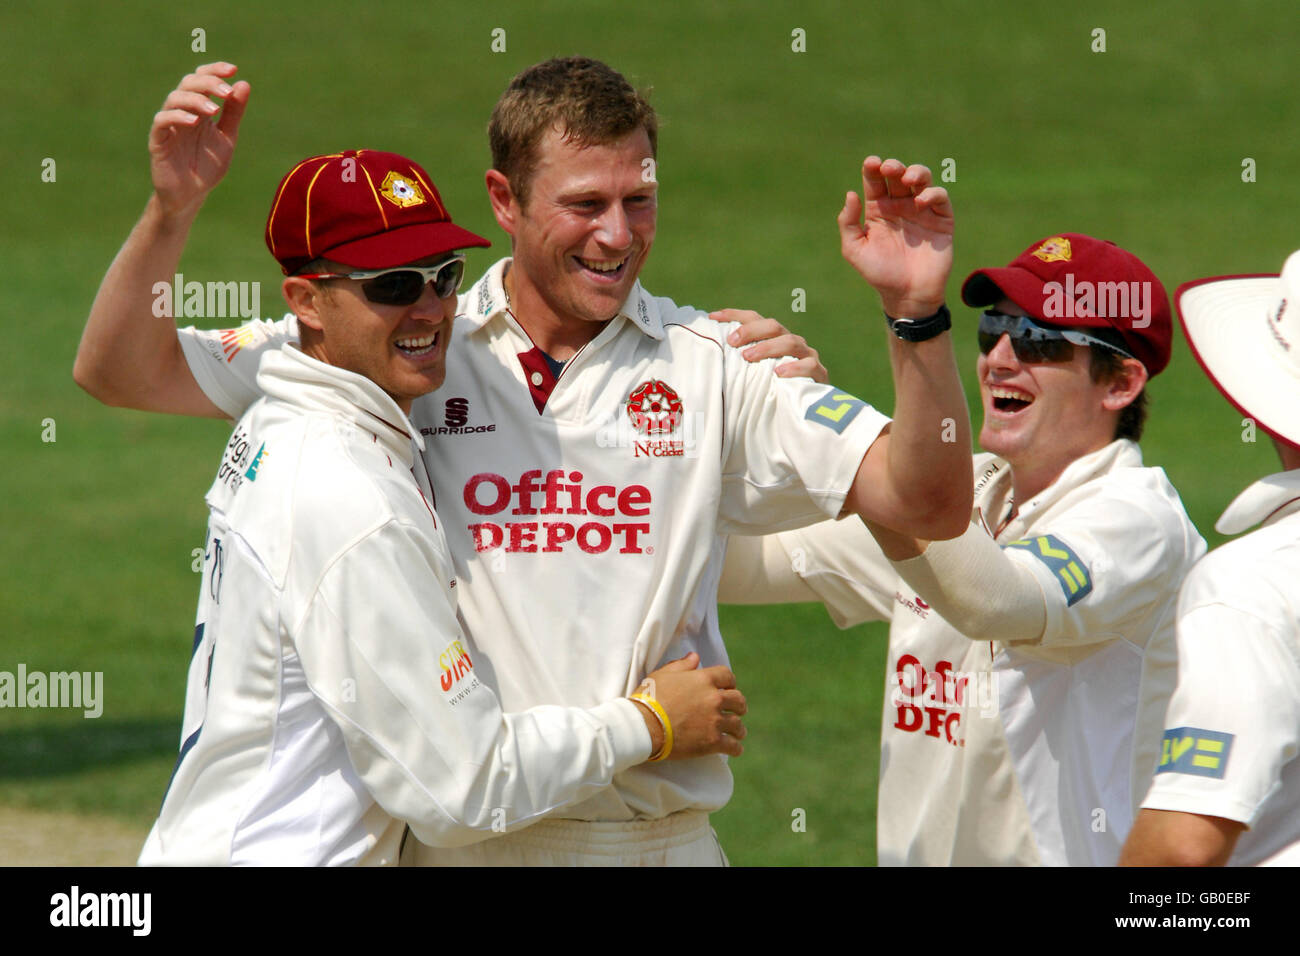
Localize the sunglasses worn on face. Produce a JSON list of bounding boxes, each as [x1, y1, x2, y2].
[[299, 255, 466, 305], [977, 310, 1137, 364]]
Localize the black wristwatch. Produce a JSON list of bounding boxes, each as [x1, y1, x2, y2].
[[885, 304, 951, 342]]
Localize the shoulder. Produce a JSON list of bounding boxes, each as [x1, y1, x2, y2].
[[1181, 516, 1300, 618], [264, 409, 424, 550], [1065, 451, 1201, 545]]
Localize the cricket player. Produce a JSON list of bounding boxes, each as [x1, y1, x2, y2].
[[90, 73, 749, 866], [76, 58, 973, 865], [1121, 249, 1300, 866], [721, 233, 1207, 865]]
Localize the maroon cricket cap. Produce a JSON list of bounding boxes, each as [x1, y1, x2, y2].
[[960, 233, 1172, 376], [264, 149, 490, 276]]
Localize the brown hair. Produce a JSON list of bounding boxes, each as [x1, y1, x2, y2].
[[1087, 331, 1148, 441], [489, 57, 657, 206]]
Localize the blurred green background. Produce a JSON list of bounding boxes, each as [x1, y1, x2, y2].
[[2, 0, 1296, 865]]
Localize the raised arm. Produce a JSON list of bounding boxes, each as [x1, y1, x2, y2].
[[838, 157, 972, 540], [74, 62, 250, 417]]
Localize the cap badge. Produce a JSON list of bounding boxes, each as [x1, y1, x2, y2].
[[380, 171, 426, 208], [1032, 237, 1072, 263]]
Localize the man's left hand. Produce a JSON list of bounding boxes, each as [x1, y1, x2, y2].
[[709, 309, 828, 383]]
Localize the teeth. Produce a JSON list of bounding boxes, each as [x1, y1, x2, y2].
[[395, 334, 437, 353], [990, 387, 1033, 402], [578, 256, 625, 273]]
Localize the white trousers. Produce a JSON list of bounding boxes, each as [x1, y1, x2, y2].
[[404, 811, 728, 866]]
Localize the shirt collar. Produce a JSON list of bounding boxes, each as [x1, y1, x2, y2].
[[256, 344, 424, 466], [456, 257, 665, 340], [1215, 468, 1300, 535], [1012, 439, 1143, 522]]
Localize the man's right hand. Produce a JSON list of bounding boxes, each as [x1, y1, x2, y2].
[[633, 653, 747, 759], [150, 62, 250, 218]]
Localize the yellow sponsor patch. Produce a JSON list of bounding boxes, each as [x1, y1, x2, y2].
[[1004, 534, 1092, 605], [1156, 727, 1233, 779]]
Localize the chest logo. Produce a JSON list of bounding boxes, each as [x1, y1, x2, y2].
[[626, 380, 684, 436]]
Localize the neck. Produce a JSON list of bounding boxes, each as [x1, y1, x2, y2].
[[505, 263, 608, 360]]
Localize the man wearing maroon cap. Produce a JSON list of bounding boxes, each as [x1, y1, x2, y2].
[[85, 66, 749, 865], [77, 58, 974, 866], [722, 233, 1206, 865]]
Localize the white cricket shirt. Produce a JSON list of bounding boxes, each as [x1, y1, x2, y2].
[[141, 345, 651, 865], [1138, 469, 1300, 866], [749, 441, 1205, 865], [177, 258, 888, 826]]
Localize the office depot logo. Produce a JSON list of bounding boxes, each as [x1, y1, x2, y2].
[[464, 470, 652, 555]]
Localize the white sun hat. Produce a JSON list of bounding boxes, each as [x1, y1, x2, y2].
[[1176, 249, 1300, 452]]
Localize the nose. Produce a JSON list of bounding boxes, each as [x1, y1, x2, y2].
[[594, 203, 632, 250], [985, 332, 1020, 370], [411, 280, 454, 320]]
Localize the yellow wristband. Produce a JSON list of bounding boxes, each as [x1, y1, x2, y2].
[[630, 693, 673, 762]]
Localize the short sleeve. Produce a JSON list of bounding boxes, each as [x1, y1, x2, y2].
[[717, 344, 889, 536], [1139, 583, 1300, 827], [1000, 490, 1199, 649], [179, 314, 299, 419]]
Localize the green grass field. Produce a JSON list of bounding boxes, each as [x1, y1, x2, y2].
[[2, 0, 1297, 865]]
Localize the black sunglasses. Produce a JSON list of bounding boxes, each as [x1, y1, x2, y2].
[[298, 255, 466, 306], [978, 310, 1136, 364]]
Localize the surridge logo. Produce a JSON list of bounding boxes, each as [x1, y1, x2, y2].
[[422, 397, 496, 436]]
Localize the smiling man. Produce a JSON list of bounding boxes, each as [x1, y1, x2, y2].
[[82, 68, 752, 866], [722, 233, 1206, 865], [76, 57, 972, 865]]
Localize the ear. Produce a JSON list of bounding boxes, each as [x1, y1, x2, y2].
[[282, 277, 325, 332], [485, 169, 519, 238], [1101, 357, 1148, 412]]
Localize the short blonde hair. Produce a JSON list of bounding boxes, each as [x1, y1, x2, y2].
[[489, 57, 657, 206]]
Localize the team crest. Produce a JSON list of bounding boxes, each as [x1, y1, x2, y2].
[[626, 380, 684, 435], [1032, 236, 1072, 263], [380, 171, 426, 208]]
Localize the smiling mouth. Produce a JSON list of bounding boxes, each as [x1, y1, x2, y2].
[[990, 386, 1034, 413], [394, 331, 440, 357], [575, 255, 628, 279]]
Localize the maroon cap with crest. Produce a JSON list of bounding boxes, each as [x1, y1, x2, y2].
[[264, 149, 489, 276], [961, 233, 1172, 375]]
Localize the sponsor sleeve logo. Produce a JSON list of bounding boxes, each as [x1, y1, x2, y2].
[[243, 443, 268, 481], [1004, 534, 1092, 605], [804, 388, 866, 434], [1156, 727, 1234, 779], [219, 324, 261, 362]]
